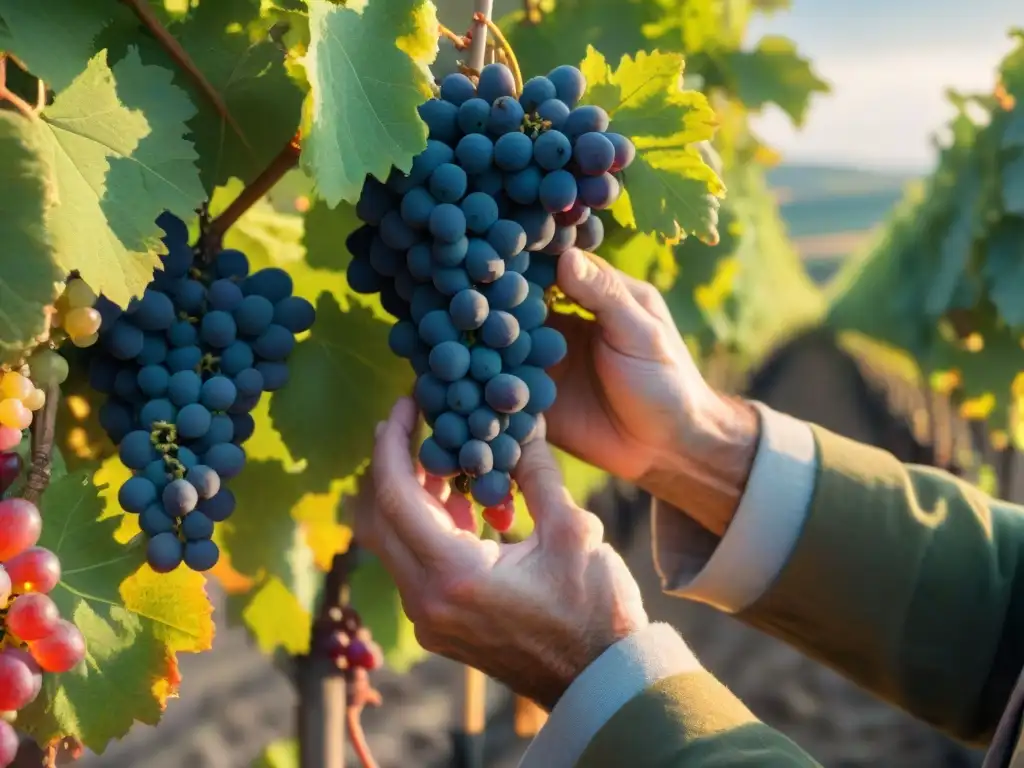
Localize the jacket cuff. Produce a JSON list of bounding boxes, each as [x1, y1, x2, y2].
[[518, 623, 700, 768], [653, 403, 817, 613]]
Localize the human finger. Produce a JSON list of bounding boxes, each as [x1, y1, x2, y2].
[[423, 472, 450, 504], [513, 436, 596, 550], [445, 492, 479, 534], [351, 469, 422, 590], [618, 271, 674, 325]]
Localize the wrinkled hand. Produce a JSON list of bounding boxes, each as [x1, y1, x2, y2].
[[547, 249, 759, 535], [354, 398, 647, 709]]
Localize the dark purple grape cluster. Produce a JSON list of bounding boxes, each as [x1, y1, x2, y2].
[[88, 212, 315, 574], [316, 606, 383, 673], [346, 62, 635, 511]]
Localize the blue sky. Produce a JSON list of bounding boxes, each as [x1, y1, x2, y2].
[[748, 0, 1021, 170]]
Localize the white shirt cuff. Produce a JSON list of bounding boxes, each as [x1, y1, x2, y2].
[[517, 623, 700, 768], [654, 403, 817, 613]]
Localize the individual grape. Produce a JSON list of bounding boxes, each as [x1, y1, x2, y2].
[[420, 98, 461, 143], [608, 132, 636, 172], [480, 311, 520, 349], [198, 488, 236, 522], [27, 348, 69, 386], [184, 539, 220, 572], [505, 166, 542, 205], [539, 170, 577, 213], [346, 225, 375, 261], [245, 267, 294, 303], [556, 200, 590, 227], [400, 186, 437, 229], [414, 374, 449, 416], [64, 306, 103, 339], [410, 140, 456, 184], [234, 295, 275, 336], [523, 253, 559, 290], [6, 593, 59, 642], [533, 130, 572, 171], [174, 279, 207, 314], [100, 400, 134, 441], [369, 238, 402, 277], [429, 341, 471, 382], [389, 321, 421, 358], [139, 398, 176, 430], [482, 497, 515, 532], [347, 257, 386, 294], [574, 132, 616, 175], [526, 327, 568, 368], [429, 203, 467, 243], [455, 133, 494, 175], [257, 361, 289, 391], [140, 503, 176, 536], [0, 426, 20, 452], [465, 239, 505, 284], [504, 407, 536, 443], [65, 277, 97, 308], [520, 76, 557, 112], [440, 72, 476, 105], [446, 378, 482, 414], [379, 210, 419, 251], [185, 465, 221, 501], [537, 98, 570, 130], [105, 320, 145, 360], [253, 325, 295, 361], [147, 532, 184, 573], [509, 207, 555, 250], [0, 721, 16, 768], [461, 192, 499, 234], [168, 370, 202, 406], [355, 178, 393, 225], [419, 437, 460, 477], [407, 242, 435, 280], [563, 105, 610, 140], [205, 413, 235, 446], [432, 235, 469, 267], [468, 408, 505, 441], [143, 458, 172, 490], [540, 224, 577, 255], [0, 399, 30, 430], [433, 267, 472, 297], [468, 168, 505, 197], [119, 476, 158, 514], [488, 95, 525, 135], [0, 452, 22, 495], [120, 430, 157, 470], [200, 376, 237, 412], [449, 289, 489, 331], [575, 214, 605, 251], [182, 511, 215, 541], [459, 439, 494, 477], [204, 443, 246, 479], [578, 173, 620, 209], [214, 248, 249, 280], [493, 132, 534, 172], [0, 498, 41, 561], [27, 621, 86, 674], [478, 63, 517, 104], [201, 310, 237, 348], [418, 310, 460, 346], [429, 163, 468, 204], [484, 373, 529, 413], [456, 96, 491, 134], [163, 478, 199, 517], [132, 289, 176, 331], [467, 330, 506, 378], [433, 412, 470, 451], [471, 470, 512, 507], [512, 365, 558, 414], [5, 547, 61, 594], [208, 279, 244, 311], [0, 371, 30, 402], [490, 433, 522, 472], [166, 344, 202, 372], [0, 649, 41, 711], [0, 562, 8, 603], [485, 221, 527, 262], [137, 334, 168, 365], [177, 403, 212, 439], [547, 65, 587, 108], [113, 368, 144, 403], [175, 446, 200, 469], [509, 285, 548, 331]]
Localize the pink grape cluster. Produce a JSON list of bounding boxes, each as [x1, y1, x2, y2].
[[0, 499, 86, 768]]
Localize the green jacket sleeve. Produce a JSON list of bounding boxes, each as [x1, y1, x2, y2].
[[576, 669, 821, 767], [739, 424, 1024, 743]]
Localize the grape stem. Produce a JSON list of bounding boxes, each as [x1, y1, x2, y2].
[[0, 55, 41, 119], [117, 0, 249, 148], [438, 23, 470, 50], [203, 133, 302, 251], [22, 381, 60, 506], [471, 13, 523, 95]]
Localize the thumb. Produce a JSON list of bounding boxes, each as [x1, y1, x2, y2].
[[513, 434, 590, 550], [558, 248, 659, 356]]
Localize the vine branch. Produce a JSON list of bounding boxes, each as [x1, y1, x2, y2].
[[438, 23, 470, 50], [22, 381, 59, 506], [204, 134, 301, 250], [118, 0, 248, 147], [465, 0, 494, 75], [0, 55, 42, 119]]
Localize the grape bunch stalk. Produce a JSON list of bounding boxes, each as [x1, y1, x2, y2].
[[0, 498, 87, 768], [88, 212, 315, 574], [346, 60, 635, 530]]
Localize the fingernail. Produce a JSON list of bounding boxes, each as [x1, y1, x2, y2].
[[375, 421, 386, 438]]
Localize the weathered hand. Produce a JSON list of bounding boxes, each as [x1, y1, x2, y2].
[[354, 398, 647, 709], [546, 249, 759, 535]]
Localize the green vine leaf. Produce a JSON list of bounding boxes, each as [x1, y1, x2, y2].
[[579, 47, 724, 243], [17, 470, 215, 753], [269, 294, 414, 488], [28, 49, 205, 308], [0, 113, 63, 360], [301, 0, 439, 207], [349, 553, 426, 673]]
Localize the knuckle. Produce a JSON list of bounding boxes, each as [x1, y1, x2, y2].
[[418, 593, 454, 627], [435, 571, 478, 606]]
